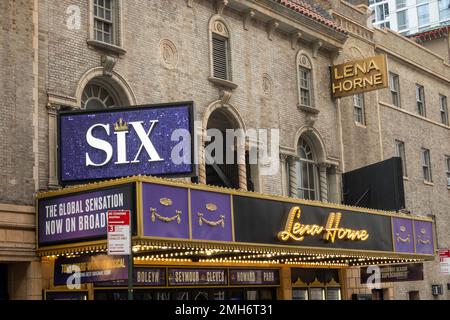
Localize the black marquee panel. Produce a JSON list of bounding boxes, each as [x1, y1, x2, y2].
[[233, 195, 393, 252]]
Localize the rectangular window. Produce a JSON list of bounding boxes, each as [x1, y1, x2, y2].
[[376, 3, 390, 21], [446, 156, 450, 186], [416, 84, 426, 116], [353, 94, 365, 125], [396, 0, 407, 9], [417, 4, 430, 27], [395, 140, 407, 177], [389, 72, 401, 107], [397, 10, 408, 30], [440, 95, 449, 125], [421, 148, 432, 182], [212, 35, 230, 80], [299, 67, 311, 107], [94, 0, 114, 44], [439, 0, 450, 21]]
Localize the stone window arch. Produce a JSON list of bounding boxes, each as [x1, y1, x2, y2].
[[79, 75, 132, 109], [297, 53, 315, 108], [198, 101, 252, 191], [283, 127, 341, 203]]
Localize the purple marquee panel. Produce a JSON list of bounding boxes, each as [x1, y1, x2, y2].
[[58, 103, 194, 184], [190, 189, 233, 242], [141, 183, 189, 239], [414, 220, 434, 254], [392, 217, 414, 253]]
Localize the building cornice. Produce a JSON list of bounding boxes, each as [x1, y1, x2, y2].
[[227, 0, 347, 51]]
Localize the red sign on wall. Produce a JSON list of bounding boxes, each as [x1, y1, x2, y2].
[[439, 249, 450, 275], [107, 210, 131, 255], [439, 249, 450, 262]]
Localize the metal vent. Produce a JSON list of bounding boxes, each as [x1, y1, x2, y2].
[[212, 36, 229, 80]]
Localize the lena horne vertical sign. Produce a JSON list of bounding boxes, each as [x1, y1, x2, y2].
[[58, 102, 194, 184]]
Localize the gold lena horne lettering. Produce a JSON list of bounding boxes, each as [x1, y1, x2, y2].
[[331, 55, 388, 98], [277, 206, 369, 243]]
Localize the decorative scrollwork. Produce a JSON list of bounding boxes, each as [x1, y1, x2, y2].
[[396, 234, 410, 243], [418, 238, 431, 245], [417, 228, 431, 244], [213, 21, 229, 37], [151, 208, 181, 224], [198, 213, 225, 228]]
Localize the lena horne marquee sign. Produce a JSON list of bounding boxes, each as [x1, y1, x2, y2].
[[37, 177, 436, 259], [58, 102, 195, 185], [331, 55, 388, 98], [278, 207, 369, 243]]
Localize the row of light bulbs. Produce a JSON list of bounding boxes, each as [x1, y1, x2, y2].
[[43, 243, 423, 268]]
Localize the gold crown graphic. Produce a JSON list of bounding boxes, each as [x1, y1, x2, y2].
[[114, 118, 129, 132]]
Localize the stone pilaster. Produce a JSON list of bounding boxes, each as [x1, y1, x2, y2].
[[198, 127, 207, 185], [277, 267, 292, 300], [46, 103, 60, 189], [288, 156, 298, 197], [319, 163, 329, 202], [238, 148, 247, 191], [280, 154, 288, 196]]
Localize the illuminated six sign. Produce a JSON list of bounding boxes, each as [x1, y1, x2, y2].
[[57, 102, 195, 184]]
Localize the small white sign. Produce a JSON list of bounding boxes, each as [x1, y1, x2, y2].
[[440, 257, 450, 275], [107, 210, 131, 255]]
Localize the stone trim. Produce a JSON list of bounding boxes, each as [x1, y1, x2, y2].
[[380, 101, 450, 131], [332, 12, 374, 44], [298, 104, 320, 115], [86, 39, 127, 55], [0, 223, 35, 231], [0, 204, 35, 214], [208, 77, 238, 90], [375, 45, 450, 84], [228, 0, 346, 49], [47, 92, 78, 109]]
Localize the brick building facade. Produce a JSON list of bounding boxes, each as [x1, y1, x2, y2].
[[0, 0, 449, 299]]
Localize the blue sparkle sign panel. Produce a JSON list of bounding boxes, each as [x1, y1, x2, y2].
[[58, 102, 195, 184]]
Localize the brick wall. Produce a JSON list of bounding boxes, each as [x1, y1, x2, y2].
[[0, 0, 37, 205]]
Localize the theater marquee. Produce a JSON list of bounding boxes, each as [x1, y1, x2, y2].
[[331, 55, 388, 98], [36, 176, 436, 260]]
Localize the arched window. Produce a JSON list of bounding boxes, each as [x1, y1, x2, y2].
[[296, 137, 319, 200], [297, 54, 314, 108], [81, 81, 119, 109], [210, 17, 232, 81]]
